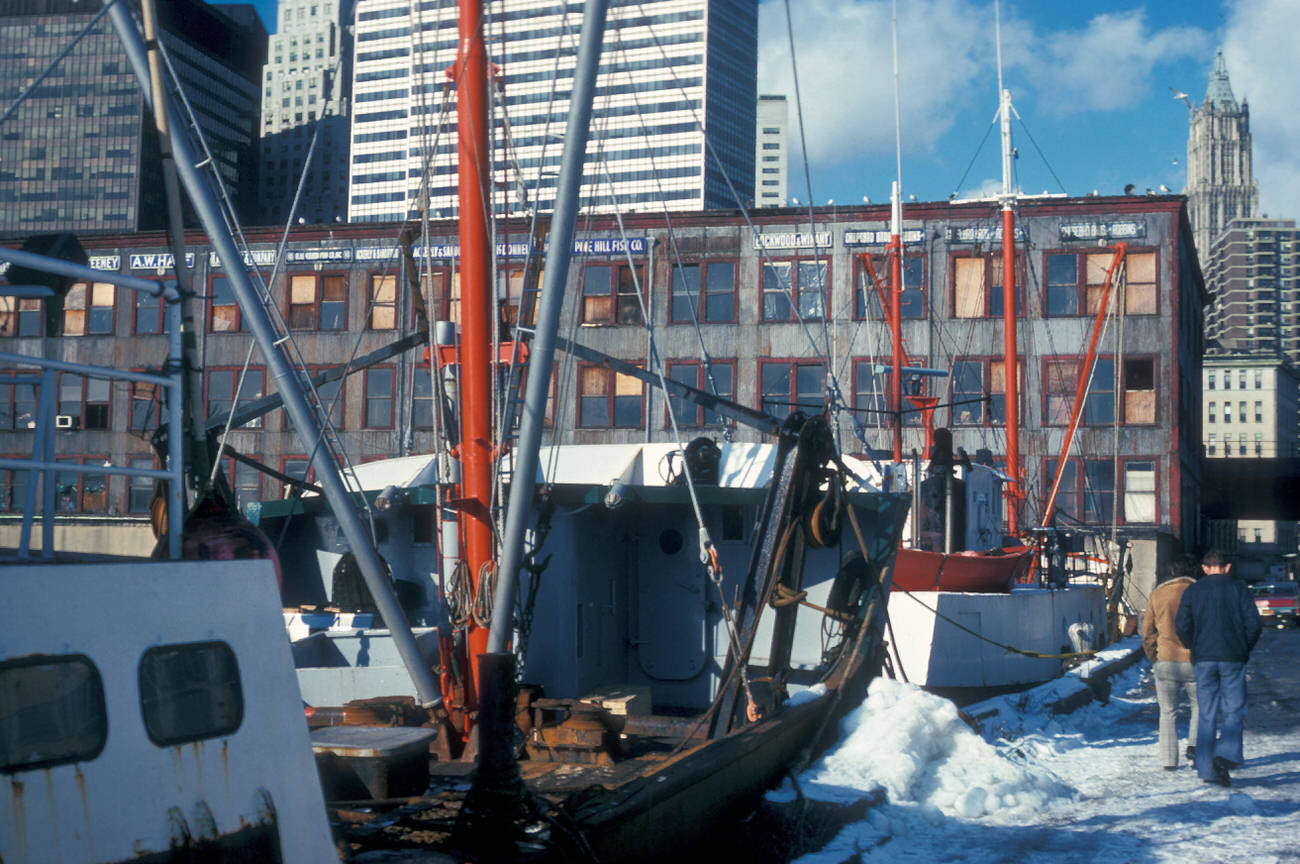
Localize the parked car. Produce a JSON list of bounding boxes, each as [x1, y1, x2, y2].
[[1251, 582, 1299, 629]]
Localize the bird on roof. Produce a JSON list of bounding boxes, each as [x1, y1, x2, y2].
[[1170, 87, 1193, 110]]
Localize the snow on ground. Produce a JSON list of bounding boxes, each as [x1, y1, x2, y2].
[[776, 634, 1300, 864]]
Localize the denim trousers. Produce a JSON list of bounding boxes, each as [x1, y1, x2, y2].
[[1153, 660, 1198, 767], [1193, 661, 1248, 780]]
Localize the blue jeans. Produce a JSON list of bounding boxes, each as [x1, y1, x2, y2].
[[1154, 661, 1198, 767], [1193, 661, 1247, 780]]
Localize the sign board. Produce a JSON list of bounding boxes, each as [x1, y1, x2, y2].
[[752, 232, 831, 251], [843, 228, 925, 246], [129, 252, 195, 270], [1058, 221, 1147, 242], [947, 225, 1027, 243]]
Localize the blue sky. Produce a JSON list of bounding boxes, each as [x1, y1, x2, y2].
[[218, 0, 1300, 219]]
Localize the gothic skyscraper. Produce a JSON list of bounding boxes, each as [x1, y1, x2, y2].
[[1185, 48, 1259, 260]]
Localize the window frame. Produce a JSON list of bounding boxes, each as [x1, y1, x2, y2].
[[760, 358, 827, 420], [137, 640, 244, 747], [53, 454, 109, 513], [1043, 355, 1117, 427], [669, 259, 737, 324], [208, 274, 242, 332], [580, 262, 646, 326], [134, 279, 171, 335], [763, 257, 832, 322], [664, 359, 735, 428], [949, 252, 1024, 319], [577, 363, 644, 429], [1042, 247, 1159, 318], [363, 365, 396, 429], [287, 270, 348, 331], [368, 271, 399, 330], [56, 372, 111, 431], [853, 253, 925, 320], [0, 654, 108, 772], [205, 367, 266, 430], [128, 453, 155, 514], [62, 280, 116, 336]]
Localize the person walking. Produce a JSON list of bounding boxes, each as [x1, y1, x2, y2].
[[1175, 549, 1263, 787], [1142, 554, 1200, 770]]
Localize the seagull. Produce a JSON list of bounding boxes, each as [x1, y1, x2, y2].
[[1170, 87, 1193, 110]]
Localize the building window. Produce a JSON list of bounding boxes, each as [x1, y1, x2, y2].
[[364, 366, 395, 428], [0, 655, 108, 772], [665, 360, 734, 427], [1238, 436, 1246, 456], [1122, 358, 1156, 424], [288, 272, 346, 330], [0, 463, 29, 512], [1207, 433, 1216, 456], [1254, 401, 1262, 423], [206, 368, 265, 429], [1255, 432, 1264, 456], [948, 358, 1020, 427], [1208, 401, 1216, 423], [58, 373, 110, 430], [128, 454, 155, 514], [952, 254, 1022, 318], [0, 374, 37, 430], [63, 281, 115, 336], [0, 296, 45, 337], [209, 275, 242, 331], [55, 455, 108, 513], [129, 379, 162, 433], [1123, 461, 1156, 523], [1254, 370, 1263, 389], [413, 368, 435, 429], [1254, 527, 1263, 543], [1207, 372, 1215, 390], [1046, 458, 1113, 525], [1044, 357, 1113, 426], [310, 366, 344, 429], [670, 261, 736, 323], [222, 455, 262, 513], [1124, 252, 1157, 314], [138, 641, 243, 746], [280, 455, 312, 497], [135, 280, 172, 335], [763, 260, 829, 321], [581, 263, 645, 325], [855, 255, 924, 319], [761, 360, 825, 419], [1044, 250, 1149, 317], [369, 273, 397, 329], [1238, 370, 1247, 388], [1238, 401, 1246, 423], [578, 365, 643, 428]]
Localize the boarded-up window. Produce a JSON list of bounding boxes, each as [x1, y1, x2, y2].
[[210, 276, 240, 331], [1085, 253, 1115, 315], [582, 265, 613, 323], [1123, 358, 1156, 424], [321, 275, 346, 329], [613, 371, 642, 426], [1124, 462, 1156, 523], [63, 282, 86, 335], [1044, 359, 1076, 425], [289, 275, 316, 329], [579, 366, 610, 427], [953, 258, 985, 318], [370, 274, 396, 329], [1125, 252, 1157, 314]]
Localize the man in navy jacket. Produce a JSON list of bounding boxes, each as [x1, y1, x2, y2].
[[1175, 549, 1262, 787]]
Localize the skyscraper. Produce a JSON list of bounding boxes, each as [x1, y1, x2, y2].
[[1204, 218, 1300, 361], [347, 0, 757, 223], [0, 0, 265, 237], [1185, 48, 1259, 261], [258, 0, 355, 226], [755, 94, 787, 207]]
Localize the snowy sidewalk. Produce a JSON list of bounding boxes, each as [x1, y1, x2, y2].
[[780, 627, 1300, 863]]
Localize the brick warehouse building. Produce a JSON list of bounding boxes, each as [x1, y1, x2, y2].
[[0, 194, 1206, 564]]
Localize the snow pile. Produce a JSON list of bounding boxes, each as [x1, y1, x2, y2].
[[772, 677, 1070, 820]]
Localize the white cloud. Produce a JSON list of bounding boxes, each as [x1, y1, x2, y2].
[[1222, 0, 1300, 218], [757, 0, 991, 166], [1018, 10, 1209, 115]]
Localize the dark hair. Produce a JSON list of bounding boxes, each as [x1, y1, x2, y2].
[[1167, 553, 1200, 582], [1201, 548, 1228, 568]]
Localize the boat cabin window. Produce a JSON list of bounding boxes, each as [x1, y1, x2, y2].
[[138, 641, 243, 747], [854, 255, 924, 319], [0, 654, 108, 773]]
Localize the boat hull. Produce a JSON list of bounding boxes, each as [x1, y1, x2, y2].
[[893, 545, 1033, 593]]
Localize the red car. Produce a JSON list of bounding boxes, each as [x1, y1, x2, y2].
[[1252, 582, 1299, 628]]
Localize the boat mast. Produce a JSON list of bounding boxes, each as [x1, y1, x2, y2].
[[455, 0, 495, 703], [889, 0, 904, 464], [995, 1, 1021, 535]]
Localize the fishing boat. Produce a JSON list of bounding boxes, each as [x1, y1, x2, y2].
[[1, 1, 910, 861]]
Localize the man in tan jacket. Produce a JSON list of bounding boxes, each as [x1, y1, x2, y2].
[[1142, 554, 1201, 769]]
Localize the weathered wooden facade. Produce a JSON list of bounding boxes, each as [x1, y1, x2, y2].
[[0, 194, 1206, 556]]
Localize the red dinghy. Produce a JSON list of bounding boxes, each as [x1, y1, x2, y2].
[[893, 545, 1033, 593]]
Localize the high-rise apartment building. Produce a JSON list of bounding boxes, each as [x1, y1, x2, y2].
[[755, 94, 787, 207], [1202, 355, 1299, 579], [0, 0, 265, 237], [1185, 48, 1259, 261], [1204, 218, 1300, 361], [258, 0, 355, 226], [347, 0, 756, 223]]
